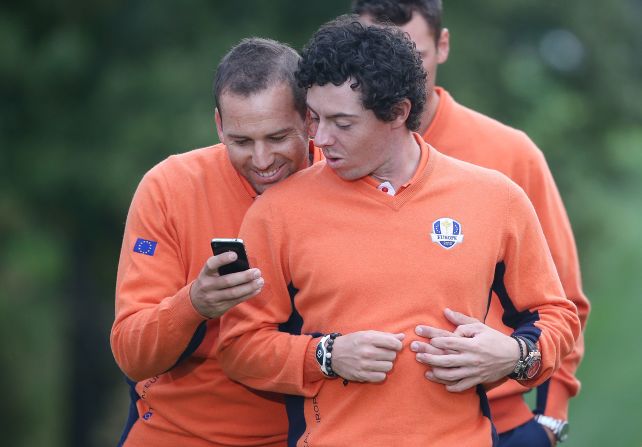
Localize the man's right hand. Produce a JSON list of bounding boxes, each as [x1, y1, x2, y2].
[[331, 331, 405, 382], [190, 251, 264, 319]]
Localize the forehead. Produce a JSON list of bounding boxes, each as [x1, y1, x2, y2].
[[399, 12, 436, 50], [219, 83, 303, 134], [307, 81, 364, 116]]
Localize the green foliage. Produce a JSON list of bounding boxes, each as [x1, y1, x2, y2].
[[0, 0, 640, 446]]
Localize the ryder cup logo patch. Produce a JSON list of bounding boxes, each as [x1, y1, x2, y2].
[[431, 218, 464, 249]]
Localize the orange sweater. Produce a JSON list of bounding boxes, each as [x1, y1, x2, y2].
[[111, 143, 322, 446], [217, 137, 580, 447], [424, 87, 589, 430]]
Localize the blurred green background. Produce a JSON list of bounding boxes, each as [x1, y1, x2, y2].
[[1, 0, 640, 446]]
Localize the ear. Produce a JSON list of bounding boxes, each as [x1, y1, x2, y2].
[[215, 108, 225, 144], [305, 109, 316, 138], [436, 28, 450, 65], [390, 98, 412, 130]]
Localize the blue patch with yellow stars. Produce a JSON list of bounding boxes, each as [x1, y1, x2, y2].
[[133, 238, 157, 256]]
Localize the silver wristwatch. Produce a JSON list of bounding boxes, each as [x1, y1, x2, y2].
[[535, 414, 569, 442]]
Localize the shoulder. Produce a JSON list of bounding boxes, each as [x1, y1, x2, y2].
[[434, 149, 514, 190], [442, 89, 544, 163], [262, 161, 327, 198], [250, 162, 329, 212], [152, 144, 228, 180], [139, 144, 229, 191]]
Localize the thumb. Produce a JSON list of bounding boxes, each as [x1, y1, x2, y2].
[[444, 308, 479, 326]]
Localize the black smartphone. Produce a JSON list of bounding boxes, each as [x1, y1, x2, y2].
[[210, 238, 250, 276]]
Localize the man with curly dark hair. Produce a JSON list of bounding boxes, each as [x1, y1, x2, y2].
[[352, 2, 589, 446], [217, 16, 579, 446]]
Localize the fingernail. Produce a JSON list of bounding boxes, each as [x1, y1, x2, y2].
[[228, 252, 237, 261], [415, 326, 423, 336], [256, 278, 265, 287], [411, 342, 419, 351], [252, 269, 261, 279]]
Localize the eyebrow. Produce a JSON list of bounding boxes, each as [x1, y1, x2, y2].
[[226, 127, 293, 139], [307, 104, 359, 120]]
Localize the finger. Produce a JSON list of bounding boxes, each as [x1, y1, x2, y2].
[[212, 278, 265, 302], [444, 308, 480, 326], [445, 376, 481, 393], [209, 268, 262, 290], [415, 325, 457, 339], [362, 371, 387, 383], [424, 370, 458, 386], [364, 360, 395, 373], [416, 352, 473, 369], [431, 366, 477, 382], [371, 333, 404, 351], [429, 336, 475, 352], [410, 341, 448, 355], [453, 322, 485, 338], [369, 347, 399, 362], [204, 252, 238, 273]]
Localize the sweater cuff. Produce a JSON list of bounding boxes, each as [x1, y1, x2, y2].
[[304, 337, 326, 383], [170, 282, 209, 327]]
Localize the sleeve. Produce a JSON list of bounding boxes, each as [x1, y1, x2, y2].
[[110, 164, 206, 382], [497, 180, 581, 389], [521, 141, 590, 420], [216, 198, 325, 397]]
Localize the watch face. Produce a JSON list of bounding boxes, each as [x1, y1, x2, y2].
[[559, 422, 570, 441], [526, 358, 542, 379], [316, 346, 324, 363]]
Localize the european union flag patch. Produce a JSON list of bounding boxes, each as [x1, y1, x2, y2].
[[133, 238, 158, 256]]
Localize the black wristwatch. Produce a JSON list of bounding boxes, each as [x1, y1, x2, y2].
[[508, 336, 542, 381], [535, 414, 569, 442]]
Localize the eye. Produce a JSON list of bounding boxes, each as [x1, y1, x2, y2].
[[233, 139, 250, 146], [269, 134, 287, 142], [336, 122, 351, 130]]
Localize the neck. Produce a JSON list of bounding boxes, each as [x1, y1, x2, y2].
[[418, 88, 441, 135], [370, 131, 421, 191]]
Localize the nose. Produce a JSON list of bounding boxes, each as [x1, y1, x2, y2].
[[253, 142, 275, 170], [313, 120, 334, 148]]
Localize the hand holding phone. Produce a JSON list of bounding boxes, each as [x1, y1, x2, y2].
[[211, 238, 250, 276]]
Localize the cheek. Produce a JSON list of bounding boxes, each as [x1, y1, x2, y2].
[[226, 148, 250, 172], [283, 142, 308, 167]]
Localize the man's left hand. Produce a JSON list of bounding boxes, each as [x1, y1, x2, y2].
[[411, 308, 520, 392]]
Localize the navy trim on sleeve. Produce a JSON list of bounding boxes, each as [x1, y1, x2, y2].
[[117, 377, 141, 447], [491, 262, 542, 344], [168, 320, 207, 371], [279, 282, 307, 447], [476, 384, 499, 446], [534, 379, 551, 415]]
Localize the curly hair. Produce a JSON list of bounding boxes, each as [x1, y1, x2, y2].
[[296, 15, 426, 131], [351, 0, 443, 43]]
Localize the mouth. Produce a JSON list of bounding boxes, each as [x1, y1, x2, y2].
[[324, 155, 343, 169], [251, 163, 287, 184]]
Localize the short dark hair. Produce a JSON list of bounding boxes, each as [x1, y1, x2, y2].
[[213, 38, 306, 119], [351, 0, 443, 43], [296, 15, 426, 131]]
